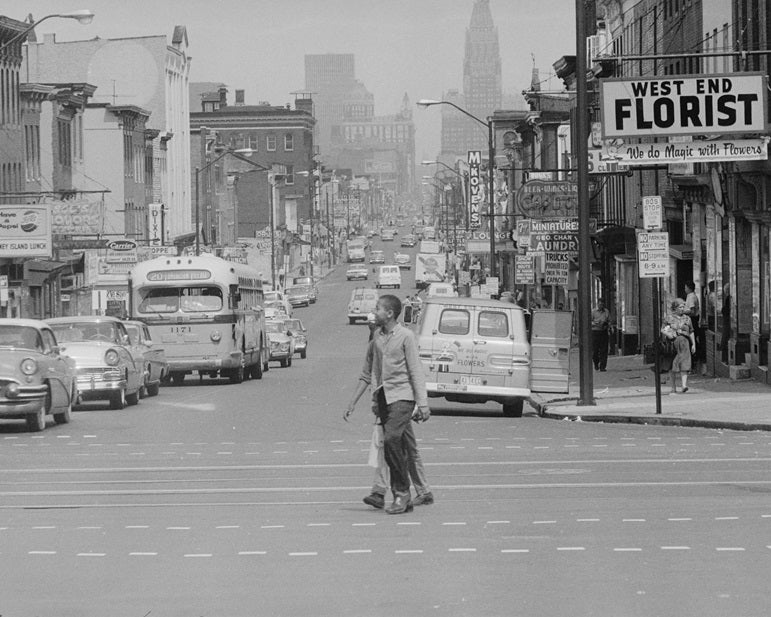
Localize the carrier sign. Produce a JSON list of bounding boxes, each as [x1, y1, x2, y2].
[[600, 73, 767, 139]]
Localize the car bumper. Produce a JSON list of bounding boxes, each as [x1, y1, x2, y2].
[[0, 380, 48, 415], [167, 353, 243, 373], [426, 381, 531, 402], [269, 350, 292, 360]]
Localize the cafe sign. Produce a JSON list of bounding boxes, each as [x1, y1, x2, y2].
[[515, 180, 578, 218]]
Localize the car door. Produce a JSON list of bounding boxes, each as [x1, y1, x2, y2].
[[114, 323, 143, 391], [140, 324, 164, 383], [472, 307, 529, 390]]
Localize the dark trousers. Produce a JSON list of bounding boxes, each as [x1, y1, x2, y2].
[[375, 389, 414, 495], [592, 329, 609, 369]]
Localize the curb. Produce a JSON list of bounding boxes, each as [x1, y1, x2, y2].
[[530, 397, 771, 433]]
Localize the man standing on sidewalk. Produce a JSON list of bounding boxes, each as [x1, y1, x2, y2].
[[345, 295, 431, 514], [591, 299, 610, 371]]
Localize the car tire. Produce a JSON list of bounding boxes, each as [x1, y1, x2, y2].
[[146, 382, 160, 397], [229, 365, 245, 384], [171, 372, 185, 385], [280, 358, 288, 368], [502, 399, 524, 418], [251, 355, 264, 380], [109, 388, 126, 410], [348, 318, 356, 325], [300, 349, 307, 359], [287, 356, 292, 367], [54, 385, 74, 424], [126, 387, 140, 406]]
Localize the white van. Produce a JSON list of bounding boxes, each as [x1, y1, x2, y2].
[[376, 265, 402, 289], [415, 297, 530, 417]]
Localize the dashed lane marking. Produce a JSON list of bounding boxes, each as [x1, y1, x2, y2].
[[394, 550, 423, 554], [184, 553, 212, 558], [449, 548, 476, 552], [716, 547, 745, 551], [501, 549, 529, 553], [77, 552, 105, 557], [343, 549, 372, 554], [129, 552, 157, 556], [29, 551, 56, 555]]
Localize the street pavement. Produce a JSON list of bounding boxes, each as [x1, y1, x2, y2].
[[529, 350, 771, 432]]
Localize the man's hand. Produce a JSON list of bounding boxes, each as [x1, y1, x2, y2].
[[343, 405, 354, 422], [412, 405, 431, 423]]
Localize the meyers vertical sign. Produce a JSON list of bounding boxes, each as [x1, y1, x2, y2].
[[467, 150, 482, 229]]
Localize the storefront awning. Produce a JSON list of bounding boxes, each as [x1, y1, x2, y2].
[[24, 255, 84, 287]]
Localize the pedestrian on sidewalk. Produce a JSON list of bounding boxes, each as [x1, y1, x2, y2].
[[344, 296, 432, 514], [591, 299, 610, 371], [684, 281, 702, 373], [663, 299, 696, 394]]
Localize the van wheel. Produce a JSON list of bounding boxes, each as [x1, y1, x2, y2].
[[502, 399, 524, 418], [348, 317, 356, 325]]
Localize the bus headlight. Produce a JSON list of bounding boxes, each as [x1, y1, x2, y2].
[[20, 357, 38, 375], [104, 349, 120, 366], [210, 330, 222, 342]]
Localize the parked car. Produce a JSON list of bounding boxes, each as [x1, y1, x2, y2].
[[283, 318, 308, 359], [400, 234, 417, 247], [47, 316, 143, 410], [265, 319, 295, 367], [122, 320, 168, 397], [369, 250, 385, 264], [0, 318, 77, 431], [264, 290, 293, 316], [346, 264, 369, 281], [285, 284, 313, 307], [291, 276, 318, 302], [348, 287, 379, 324], [394, 252, 412, 270]]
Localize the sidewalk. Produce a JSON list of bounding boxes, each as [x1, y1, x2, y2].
[[528, 352, 771, 432]]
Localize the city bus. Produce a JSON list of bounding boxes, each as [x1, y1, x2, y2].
[[128, 255, 268, 385]]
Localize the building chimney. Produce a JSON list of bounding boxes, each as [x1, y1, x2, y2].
[[294, 93, 314, 116], [218, 86, 228, 108], [235, 89, 245, 106]]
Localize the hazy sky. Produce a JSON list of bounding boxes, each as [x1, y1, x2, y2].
[[18, 0, 577, 159]]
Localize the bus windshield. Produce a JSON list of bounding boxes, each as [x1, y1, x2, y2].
[[137, 286, 223, 314]]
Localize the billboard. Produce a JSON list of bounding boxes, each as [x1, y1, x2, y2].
[[600, 73, 767, 139], [467, 150, 482, 229], [0, 205, 52, 258]]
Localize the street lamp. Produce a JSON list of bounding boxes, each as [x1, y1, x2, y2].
[[417, 99, 497, 278], [0, 11, 95, 54]]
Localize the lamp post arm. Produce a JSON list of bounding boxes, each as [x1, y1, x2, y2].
[[1, 11, 95, 54], [425, 100, 487, 129]]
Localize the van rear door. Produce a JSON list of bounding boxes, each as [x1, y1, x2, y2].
[[469, 307, 529, 390]]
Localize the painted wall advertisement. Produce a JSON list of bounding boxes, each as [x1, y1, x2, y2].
[[50, 199, 103, 235], [0, 205, 52, 258]]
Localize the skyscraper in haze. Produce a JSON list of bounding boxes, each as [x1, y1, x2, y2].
[[440, 0, 502, 159]]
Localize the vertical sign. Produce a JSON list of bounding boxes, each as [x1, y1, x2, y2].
[[641, 196, 662, 231], [468, 150, 482, 229], [636, 230, 670, 278], [0, 274, 8, 307], [148, 203, 164, 245]]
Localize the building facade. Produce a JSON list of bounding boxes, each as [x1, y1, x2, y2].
[[23, 27, 192, 244]]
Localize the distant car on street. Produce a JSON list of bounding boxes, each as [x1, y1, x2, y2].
[[285, 284, 313, 307], [348, 287, 379, 324], [291, 276, 318, 302], [265, 319, 295, 367], [394, 252, 412, 270], [369, 250, 385, 264], [265, 290, 293, 316], [400, 234, 416, 247], [0, 318, 77, 431], [346, 264, 369, 281], [283, 318, 308, 359], [122, 320, 168, 397]]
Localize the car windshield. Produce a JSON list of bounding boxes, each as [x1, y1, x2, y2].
[[284, 319, 302, 331], [138, 286, 223, 313], [265, 292, 282, 302], [265, 321, 284, 334], [51, 321, 122, 343], [287, 286, 309, 294], [123, 324, 140, 343], [0, 325, 43, 351]]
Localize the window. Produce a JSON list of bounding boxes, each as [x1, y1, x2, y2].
[[285, 165, 294, 185], [284, 134, 294, 151], [439, 309, 470, 335], [267, 135, 276, 151], [249, 134, 258, 150], [478, 311, 509, 337]]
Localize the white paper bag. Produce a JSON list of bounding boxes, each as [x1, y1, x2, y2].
[[367, 423, 384, 467]]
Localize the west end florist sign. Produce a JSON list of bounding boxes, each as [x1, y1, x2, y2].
[[467, 150, 482, 229], [600, 73, 767, 139], [604, 136, 769, 166]]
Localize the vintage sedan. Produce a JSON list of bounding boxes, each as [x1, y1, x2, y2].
[[400, 234, 417, 247], [285, 284, 313, 308], [346, 264, 369, 281], [291, 276, 319, 302], [123, 320, 168, 397], [283, 317, 308, 359], [48, 316, 143, 410], [265, 319, 295, 367], [265, 290, 293, 316], [0, 319, 77, 431], [369, 250, 385, 264], [394, 252, 412, 270]]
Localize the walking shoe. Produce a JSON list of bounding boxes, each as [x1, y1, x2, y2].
[[385, 493, 413, 515], [413, 492, 434, 506], [363, 493, 385, 509]]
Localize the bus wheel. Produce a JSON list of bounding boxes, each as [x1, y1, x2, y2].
[[229, 366, 244, 384], [251, 358, 263, 380]]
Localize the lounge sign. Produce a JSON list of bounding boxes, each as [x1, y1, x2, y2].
[[600, 73, 767, 139]]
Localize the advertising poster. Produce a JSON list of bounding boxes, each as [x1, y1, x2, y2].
[[0, 205, 52, 258]]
